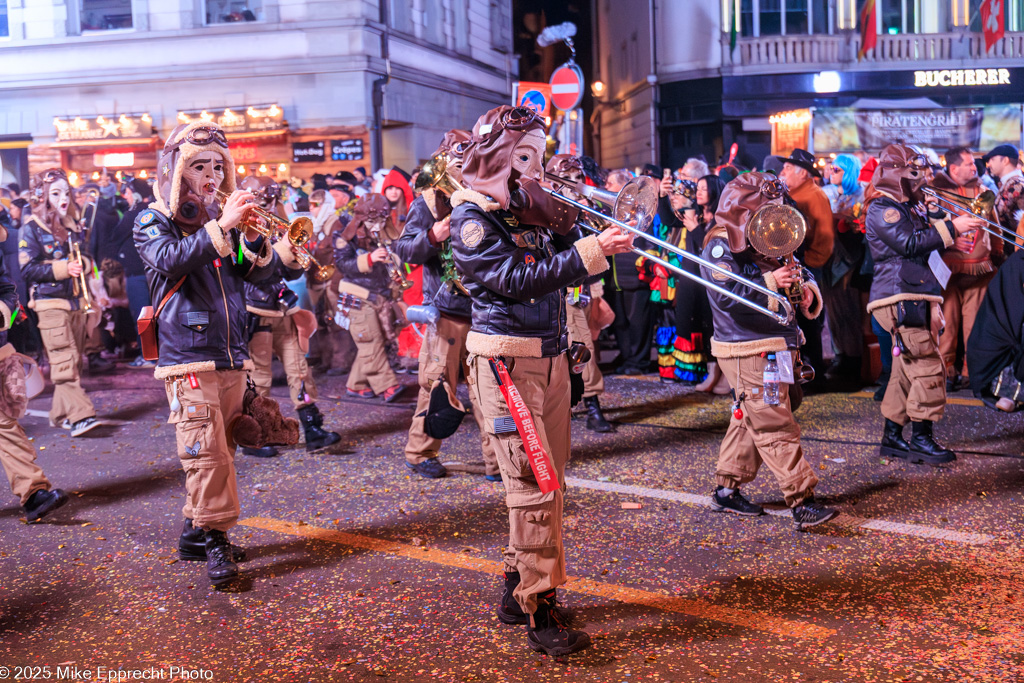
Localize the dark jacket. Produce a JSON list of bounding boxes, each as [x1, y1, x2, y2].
[[700, 231, 820, 357], [19, 214, 88, 311], [133, 208, 279, 379], [244, 241, 306, 317], [108, 205, 148, 277], [0, 250, 19, 347], [865, 196, 954, 312], [393, 194, 471, 320], [449, 191, 608, 358], [335, 232, 394, 299]]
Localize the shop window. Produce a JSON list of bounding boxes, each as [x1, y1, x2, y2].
[[0, 0, 8, 39], [205, 0, 263, 25], [80, 0, 133, 32]]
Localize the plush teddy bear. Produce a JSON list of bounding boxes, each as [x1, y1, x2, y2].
[[230, 381, 299, 448]]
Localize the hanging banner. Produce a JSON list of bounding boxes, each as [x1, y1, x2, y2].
[[812, 105, 1023, 153]]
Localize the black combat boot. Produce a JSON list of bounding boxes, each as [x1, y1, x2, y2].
[[23, 488, 68, 523], [527, 590, 591, 655], [497, 571, 575, 625], [908, 420, 956, 465], [583, 396, 614, 433], [879, 419, 911, 460], [296, 404, 342, 452], [241, 445, 279, 458], [179, 520, 247, 562], [204, 529, 239, 587]]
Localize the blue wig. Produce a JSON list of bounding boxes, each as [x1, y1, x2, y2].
[[832, 154, 862, 196]]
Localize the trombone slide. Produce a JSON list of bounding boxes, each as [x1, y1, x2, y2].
[[545, 187, 795, 325]]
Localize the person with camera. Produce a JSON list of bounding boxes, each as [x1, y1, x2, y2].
[[866, 144, 985, 465], [134, 121, 280, 588], [241, 176, 341, 457], [450, 105, 635, 655], [20, 169, 102, 437]]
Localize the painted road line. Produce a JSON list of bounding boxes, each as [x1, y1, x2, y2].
[[850, 390, 984, 407], [565, 477, 994, 546], [239, 516, 836, 640]]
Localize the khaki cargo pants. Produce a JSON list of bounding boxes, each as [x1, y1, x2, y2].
[[716, 352, 818, 508], [404, 314, 499, 475], [37, 308, 96, 425], [347, 301, 398, 395], [468, 353, 570, 617], [872, 303, 946, 425], [0, 415, 51, 505], [164, 370, 247, 531], [566, 302, 605, 398], [250, 314, 317, 410]]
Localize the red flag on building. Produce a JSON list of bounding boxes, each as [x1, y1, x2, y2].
[[858, 0, 877, 61], [980, 0, 1006, 52]]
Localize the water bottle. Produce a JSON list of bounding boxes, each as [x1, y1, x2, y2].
[[763, 353, 781, 406]]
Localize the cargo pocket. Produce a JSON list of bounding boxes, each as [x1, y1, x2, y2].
[[48, 347, 78, 383], [509, 498, 561, 552], [174, 403, 218, 470]]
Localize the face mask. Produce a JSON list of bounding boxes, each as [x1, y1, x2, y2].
[[181, 151, 226, 200], [510, 130, 546, 184], [48, 180, 71, 218]]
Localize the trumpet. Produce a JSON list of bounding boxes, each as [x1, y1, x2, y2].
[[369, 226, 413, 292], [291, 241, 336, 283], [210, 186, 313, 247], [921, 186, 1020, 248], [70, 241, 93, 312], [414, 150, 470, 295], [543, 174, 795, 325]]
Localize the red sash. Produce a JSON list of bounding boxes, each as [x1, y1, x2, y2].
[[488, 358, 560, 494]]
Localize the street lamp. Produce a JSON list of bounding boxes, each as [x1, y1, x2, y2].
[[591, 80, 606, 98]]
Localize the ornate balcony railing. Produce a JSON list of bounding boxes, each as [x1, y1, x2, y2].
[[725, 31, 1024, 74]]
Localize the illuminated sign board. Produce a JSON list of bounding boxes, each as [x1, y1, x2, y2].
[[914, 69, 1011, 87], [54, 113, 152, 142], [176, 104, 285, 135]]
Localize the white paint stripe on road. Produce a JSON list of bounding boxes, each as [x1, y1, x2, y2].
[[565, 476, 994, 546]]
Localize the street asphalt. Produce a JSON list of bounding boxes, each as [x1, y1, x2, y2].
[[1, 361, 1022, 682]]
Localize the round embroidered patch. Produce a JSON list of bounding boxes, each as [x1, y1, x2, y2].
[[461, 220, 484, 248], [711, 262, 732, 281], [883, 208, 900, 224], [710, 244, 725, 259]]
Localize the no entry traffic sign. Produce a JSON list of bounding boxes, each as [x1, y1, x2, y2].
[[550, 62, 584, 112]]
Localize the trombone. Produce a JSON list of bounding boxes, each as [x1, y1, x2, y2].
[[543, 175, 795, 325], [921, 186, 1021, 248], [69, 241, 93, 312]]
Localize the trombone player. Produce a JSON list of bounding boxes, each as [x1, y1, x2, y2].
[[393, 129, 503, 480], [865, 144, 984, 466], [240, 176, 341, 457], [933, 147, 1003, 392], [19, 169, 102, 437]]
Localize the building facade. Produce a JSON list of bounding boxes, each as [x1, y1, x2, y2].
[[594, 0, 1024, 171], [0, 0, 515, 188]]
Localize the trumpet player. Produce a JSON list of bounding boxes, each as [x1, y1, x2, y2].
[[19, 169, 101, 437], [134, 121, 280, 588], [865, 144, 984, 466], [240, 176, 342, 457], [334, 194, 406, 403], [393, 129, 502, 480], [701, 172, 837, 529]]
